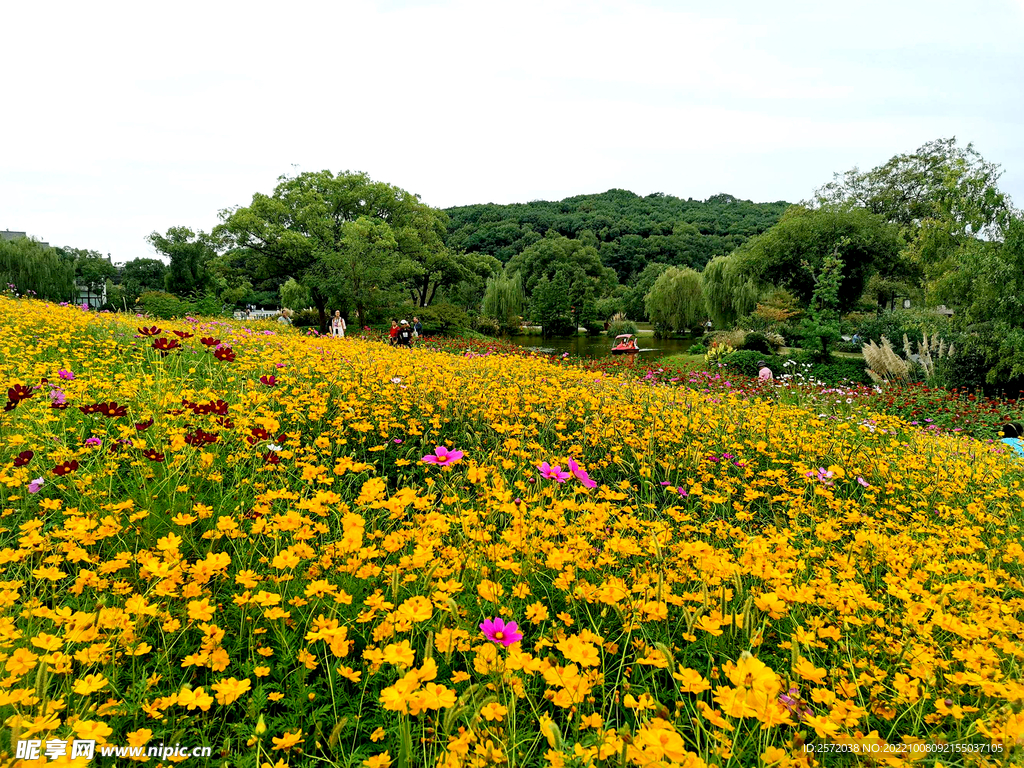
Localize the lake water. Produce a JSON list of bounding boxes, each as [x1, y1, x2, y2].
[[508, 334, 696, 360]]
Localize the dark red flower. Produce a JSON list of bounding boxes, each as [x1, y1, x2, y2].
[[214, 347, 236, 363], [215, 417, 235, 429], [184, 428, 219, 447], [7, 384, 33, 404], [13, 450, 33, 467], [138, 326, 162, 336], [192, 399, 229, 416], [52, 460, 80, 476], [152, 338, 181, 356], [135, 418, 154, 431], [3, 400, 16, 412], [200, 337, 221, 347], [142, 449, 165, 463], [79, 404, 101, 415], [97, 402, 128, 418], [259, 375, 277, 387], [263, 451, 281, 465], [246, 427, 270, 445], [164, 408, 186, 416], [173, 330, 194, 339]]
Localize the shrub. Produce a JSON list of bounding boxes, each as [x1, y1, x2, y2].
[[415, 303, 471, 334], [687, 341, 707, 356], [724, 350, 782, 376], [291, 309, 320, 328], [741, 331, 773, 354], [608, 317, 638, 338], [138, 291, 186, 319], [472, 315, 501, 337]]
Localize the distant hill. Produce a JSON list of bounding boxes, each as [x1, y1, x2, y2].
[[444, 189, 791, 282]]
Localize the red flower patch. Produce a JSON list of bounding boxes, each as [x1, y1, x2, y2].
[[13, 450, 33, 467], [53, 460, 79, 476], [214, 347, 236, 363], [96, 402, 128, 418], [200, 337, 221, 347], [138, 326, 162, 336], [184, 428, 219, 447], [135, 418, 154, 431], [173, 330, 194, 339], [142, 449, 165, 463]]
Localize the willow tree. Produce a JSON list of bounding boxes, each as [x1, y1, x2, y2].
[[481, 271, 524, 334], [0, 236, 75, 301], [644, 266, 705, 334], [701, 253, 762, 328]]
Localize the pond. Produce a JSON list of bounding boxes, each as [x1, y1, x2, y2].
[[507, 333, 697, 360]]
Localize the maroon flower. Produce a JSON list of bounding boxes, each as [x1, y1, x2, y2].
[[259, 375, 277, 387], [214, 346, 236, 363], [152, 338, 181, 356], [200, 337, 221, 347], [138, 326, 162, 336], [135, 418, 154, 431], [52, 460, 80, 476], [7, 384, 33, 404], [193, 399, 229, 416], [263, 451, 281, 465], [96, 402, 128, 418], [142, 449, 165, 463], [13, 450, 34, 467], [173, 330, 194, 339], [246, 427, 270, 445], [184, 428, 219, 447], [79, 404, 102, 415], [215, 417, 235, 429]]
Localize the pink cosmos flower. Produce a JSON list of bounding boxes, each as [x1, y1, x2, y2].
[[567, 457, 597, 489], [857, 476, 870, 488], [58, 370, 75, 380], [537, 462, 571, 482], [84, 437, 102, 447], [479, 617, 523, 647], [28, 477, 45, 494], [421, 446, 464, 467]]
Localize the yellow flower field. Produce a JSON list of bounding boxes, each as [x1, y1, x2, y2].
[[0, 296, 1022, 768]]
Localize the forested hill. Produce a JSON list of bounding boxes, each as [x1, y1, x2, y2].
[[444, 189, 791, 282]]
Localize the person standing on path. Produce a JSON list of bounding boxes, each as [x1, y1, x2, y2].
[[412, 316, 422, 340], [331, 311, 346, 338]]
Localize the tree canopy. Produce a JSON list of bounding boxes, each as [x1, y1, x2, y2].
[[0, 236, 75, 301]]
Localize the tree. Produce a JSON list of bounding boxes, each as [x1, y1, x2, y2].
[[798, 248, 845, 362], [118, 258, 167, 307], [147, 227, 219, 297], [481, 271, 525, 334], [66, 249, 117, 306], [0, 236, 75, 301], [701, 253, 762, 329], [531, 272, 574, 337], [217, 170, 448, 331], [506, 232, 618, 298], [279, 277, 312, 310], [622, 262, 671, 321], [644, 266, 705, 334]]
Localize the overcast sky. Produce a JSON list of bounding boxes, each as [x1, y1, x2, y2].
[[3, 0, 1023, 263]]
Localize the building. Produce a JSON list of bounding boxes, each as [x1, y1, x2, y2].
[[1, 230, 49, 248]]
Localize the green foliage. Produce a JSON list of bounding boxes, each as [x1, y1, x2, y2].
[[798, 249, 845, 362], [66, 249, 117, 305], [725, 350, 783, 377], [119, 258, 168, 306], [622, 262, 670, 321], [290, 309, 321, 328], [740, 332, 773, 354], [0, 236, 75, 301], [217, 170, 453, 332], [688, 340, 707, 355], [607, 319, 638, 338], [147, 227, 219, 297], [531, 272, 574, 337], [644, 266, 704, 334], [700, 254, 762, 329], [279, 277, 312, 310], [481, 271, 525, 334], [138, 291, 187, 319], [505, 231, 617, 299], [413, 302, 471, 334], [445, 189, 790, 283], [595, 294, 624, 322]]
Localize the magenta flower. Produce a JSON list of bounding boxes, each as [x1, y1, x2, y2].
[[28, 477, 45, 494], [537, 462, 571, 482], [567, 457, 597, 489], [58, 370, 75, 381], [479, 617, 523, 647], [857, 476, 870, 488], [421, 446, 464, 467], [84, 437, 102, 447]]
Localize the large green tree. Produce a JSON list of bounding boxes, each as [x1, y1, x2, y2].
[[1, 237, 75, 301], [506, 231, 618, 299], [644, 266, 705, 334], [481, 271, 525, 334], [217, 171, 454, 330], [120, 258, 168, 307], [66, 249, 117, 306], [147, 227, 219, 297]]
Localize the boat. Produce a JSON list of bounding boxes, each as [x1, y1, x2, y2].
[[611, 333, 640, 355]]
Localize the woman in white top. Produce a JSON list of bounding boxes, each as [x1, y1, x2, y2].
[[331, 311, 346, 338]]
